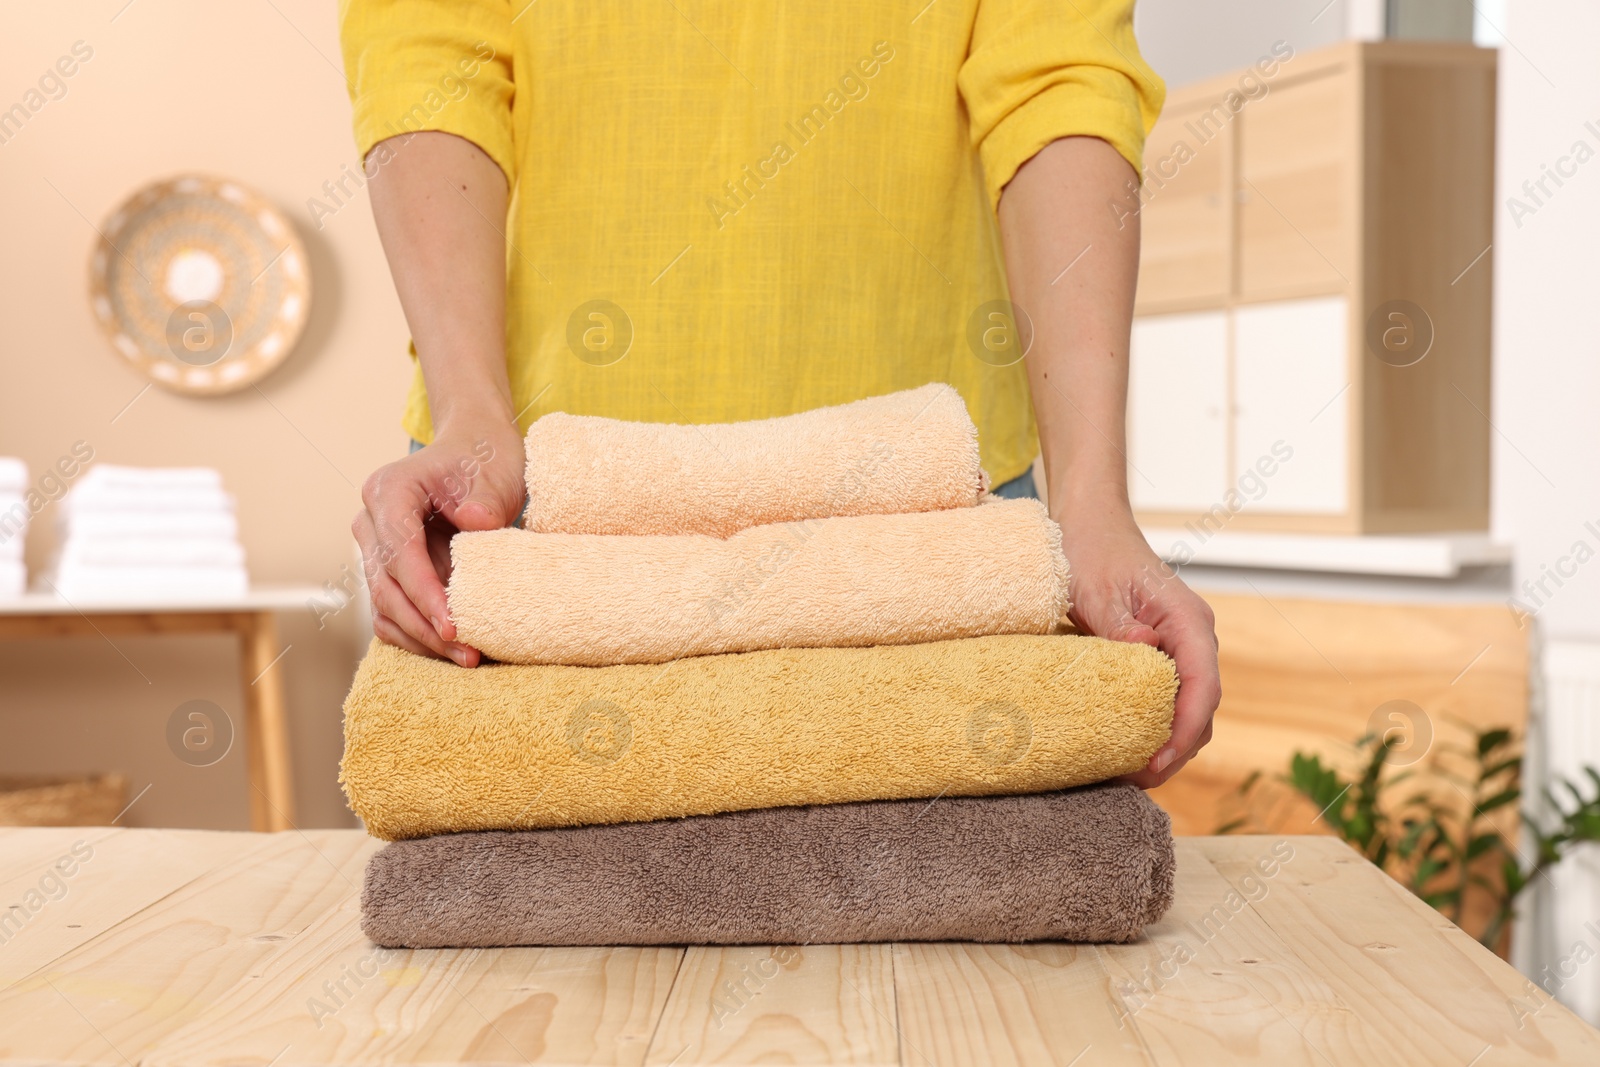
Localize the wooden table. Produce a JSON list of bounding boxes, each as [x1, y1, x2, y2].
[[2, 829, 1596, 1065], [0, 586, 326, 832]]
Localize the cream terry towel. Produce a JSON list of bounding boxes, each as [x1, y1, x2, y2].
[[340, 635, 1177, 840], [449, 498, 1069, 666], [522, 383, 984, 537]]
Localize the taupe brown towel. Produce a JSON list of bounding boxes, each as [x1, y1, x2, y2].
[[360, 783, 1175, 947]]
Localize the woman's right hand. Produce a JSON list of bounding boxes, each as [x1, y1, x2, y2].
[[357, 129, 520, 664], [353, 419, 527, 666]]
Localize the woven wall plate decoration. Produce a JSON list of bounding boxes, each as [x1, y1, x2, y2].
[[88, 174, 311, 396]]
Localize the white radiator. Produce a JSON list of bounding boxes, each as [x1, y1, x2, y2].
[[1518, 639, 1600, 1025]]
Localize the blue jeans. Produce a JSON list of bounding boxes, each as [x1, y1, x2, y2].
[[410, 440, 1037, 507], [992, 467, 1038, 500]]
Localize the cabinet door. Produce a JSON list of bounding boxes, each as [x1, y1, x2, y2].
[[1232, 297, 1349, 515], [1128, 311, 1230, 513], [1237, 70, 1355, 299], [1135, 101, 1232, 310]]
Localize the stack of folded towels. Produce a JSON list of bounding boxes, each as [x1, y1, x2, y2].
[[0, 458, 27, 598], [50, 465, 248, 600], [343, 384, 1181, 948]]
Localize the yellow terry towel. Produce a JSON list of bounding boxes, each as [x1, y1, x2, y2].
[[449, 498, 1069, 667], [522, 383, 984, 537], [340, 635, 1176, 841]]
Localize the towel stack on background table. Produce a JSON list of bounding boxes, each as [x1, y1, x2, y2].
[[0, 458, 28, 598], [49, 465, 248, 600], [343, 385, 1180, 948]]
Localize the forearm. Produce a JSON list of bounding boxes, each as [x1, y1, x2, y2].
[[356, 131, 523, 664], [998, 136, 1220, 786], [996, 136, 1140, 523], [367, 131, 512, 433]]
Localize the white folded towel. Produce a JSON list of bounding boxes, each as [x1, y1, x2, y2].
[[47, 467, 248, 600], [60, 512, 240, 541], [56, 538, 245, 569], [0, 559, 24, 599], [49, 565, 248, 601], [0, 458, 26, 494], [0, 494, 27, 558], [77, 465, 222, 491], [59, 485, 235, 519]]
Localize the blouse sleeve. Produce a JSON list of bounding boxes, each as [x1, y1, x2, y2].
[[338, 0, 518, 185], [958, 0, 1165, 210]]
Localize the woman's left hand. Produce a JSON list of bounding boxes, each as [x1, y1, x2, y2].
[[1058, 513, 1220, 788]]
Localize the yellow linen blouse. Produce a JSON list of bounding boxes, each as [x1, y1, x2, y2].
[[339, 0, 1162, 485]]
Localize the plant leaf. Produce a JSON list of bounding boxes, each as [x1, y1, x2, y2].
[[1466, 832, 1502, 860], [1481, 757, 1521, 781], [1476, 788, 1522, 816], [1478, 728, 1513, 758]]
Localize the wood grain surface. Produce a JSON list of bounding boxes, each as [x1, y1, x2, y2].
[[1, 829, 1594, 1065]]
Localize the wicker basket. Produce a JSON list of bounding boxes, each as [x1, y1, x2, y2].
[[0, 774, 130, 826]]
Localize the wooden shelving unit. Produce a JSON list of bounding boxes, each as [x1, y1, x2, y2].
[[1128, 41, 1497, 534]]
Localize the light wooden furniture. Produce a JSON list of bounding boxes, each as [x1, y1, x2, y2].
[[1129, 41, 1496, 534], [1140, 527, 1510, 577], [1148, 587, 1529, 946], [2, 827, 1595, 1065], [0, 586, 324, 833], [1150, 589, 1528, 835]]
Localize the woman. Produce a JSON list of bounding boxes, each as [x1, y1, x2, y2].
[[340, 0, 1218, 787]]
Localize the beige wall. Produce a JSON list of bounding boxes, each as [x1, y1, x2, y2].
[[0, 2, 412, 828]]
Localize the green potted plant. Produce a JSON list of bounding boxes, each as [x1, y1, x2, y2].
[[1220, 725, 1600, 951]]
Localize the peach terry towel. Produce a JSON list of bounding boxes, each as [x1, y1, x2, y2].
[[449, 498, 1069, 666], [340, 635, 1176, 841], [521, 383, 984, 537], [360, 783, 1175, 947]]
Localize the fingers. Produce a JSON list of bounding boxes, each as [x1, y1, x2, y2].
[[1150, 593, 1221, 776], [1121, 718, 1212, 789], [371, 564, 480, 665], [1068, 580, 1159, 647], [1088, 576, 1219, 787], [452, 495, 520, 532], [353, 435, 528, 665], [354, 507, 481, 666], [362, 468, 457, 643], [1102, 615, 1161, 647], [437, 438, 526, 533], [371, 611, 443, 659], [1054, 531, 1221, 790]]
